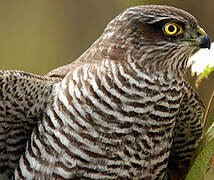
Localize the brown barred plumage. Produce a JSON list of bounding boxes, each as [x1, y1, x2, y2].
[[171, 81, 204, 162], [0, 5, 210, 180], [0, 71, 60, 178]]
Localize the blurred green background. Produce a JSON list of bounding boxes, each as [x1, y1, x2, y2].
[[0, 0, 213, 108]]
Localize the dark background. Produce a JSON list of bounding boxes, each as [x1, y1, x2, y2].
[[0, 0, 213, 111]]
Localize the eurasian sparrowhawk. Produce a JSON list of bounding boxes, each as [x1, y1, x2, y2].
[[0, 5, 210, 179]]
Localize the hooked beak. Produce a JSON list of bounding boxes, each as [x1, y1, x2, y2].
[[195, 27, 211, 49]]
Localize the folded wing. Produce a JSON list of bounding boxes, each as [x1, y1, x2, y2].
[[0, 70, 60, 178]]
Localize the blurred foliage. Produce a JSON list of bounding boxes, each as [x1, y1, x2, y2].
[[187, 137, 214, 180], [195, 65, 214, 88], [200, 65, 214, 79], [186, 119, 214, 180]]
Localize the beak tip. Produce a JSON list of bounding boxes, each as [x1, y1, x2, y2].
[[197, 33, 211, 49], [208, 43, 211, 50], [207, 38, 211, 49]]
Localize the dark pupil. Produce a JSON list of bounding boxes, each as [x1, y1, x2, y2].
[[168, 25, 175, 32]]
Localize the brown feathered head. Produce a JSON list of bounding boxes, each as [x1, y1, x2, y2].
[[47, 5, 210, 78]]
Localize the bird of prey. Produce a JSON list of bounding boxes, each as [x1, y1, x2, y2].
[[0, 5, 210, 179]]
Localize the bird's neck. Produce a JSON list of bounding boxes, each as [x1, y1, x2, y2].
[[77, 37, 193, 81], [125, 44, 194, 80]]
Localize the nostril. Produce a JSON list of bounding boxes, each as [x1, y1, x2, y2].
[[196, 31, 202, 36]]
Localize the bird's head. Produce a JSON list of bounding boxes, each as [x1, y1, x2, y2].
[[97, 5, 211, 77]]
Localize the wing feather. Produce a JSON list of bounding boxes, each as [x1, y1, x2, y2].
[[169, 81, 204, 179], [0, 70, 60, 178]]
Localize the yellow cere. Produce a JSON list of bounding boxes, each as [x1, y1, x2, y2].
[[163, 22, 183, 36], [198, 27, 205, 35]]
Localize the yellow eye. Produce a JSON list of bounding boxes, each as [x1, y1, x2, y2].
[[162, 22, 183, 36]]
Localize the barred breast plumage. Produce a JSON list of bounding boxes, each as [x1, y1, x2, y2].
[[15, 59, 184, 179], [0, 5, 210, 180]]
